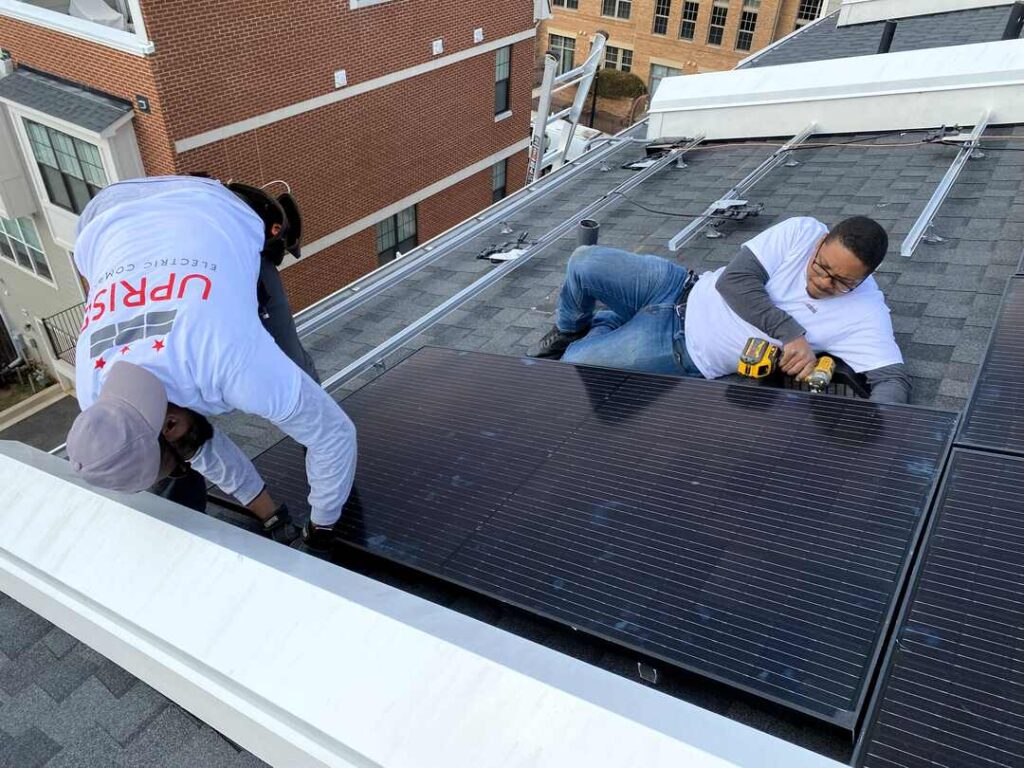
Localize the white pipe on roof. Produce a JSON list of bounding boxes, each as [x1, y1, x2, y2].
[[837, 0, 1015, 28], [647, 39, 1024, 142], [0, 441, 845, 768]]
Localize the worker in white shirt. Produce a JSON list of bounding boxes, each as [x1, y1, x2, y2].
[[530, 216, 911, 404], [65, 176, 356, 553]]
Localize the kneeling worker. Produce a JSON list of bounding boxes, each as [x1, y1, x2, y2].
[[530, 216, 911, 404], [65, 176, 356, 552]]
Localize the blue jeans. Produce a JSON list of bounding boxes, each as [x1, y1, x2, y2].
[[557, 246, 703, 377]]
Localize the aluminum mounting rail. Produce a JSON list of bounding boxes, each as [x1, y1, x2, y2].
[[294, 121, 646, 339], [667, 124, 816, 252], [901, 112, 991, 259], [321, 137, 704, 393]]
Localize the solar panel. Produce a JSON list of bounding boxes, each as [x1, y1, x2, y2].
[[857, 449, 1024, 768], [240, 347, 957, 728], [959, 277, 1024, 455]]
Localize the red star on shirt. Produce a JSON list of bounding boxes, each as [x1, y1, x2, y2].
[[120, 345, 130, 355], [94, 357, 106, 370], [152, 339, 165, 353]]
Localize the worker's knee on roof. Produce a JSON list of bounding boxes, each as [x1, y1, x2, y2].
[[567, 245, 601, 275]]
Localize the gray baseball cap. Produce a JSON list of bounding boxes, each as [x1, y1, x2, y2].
[[67, 362, 168, 493]]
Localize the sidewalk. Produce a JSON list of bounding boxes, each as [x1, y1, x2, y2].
[[0, 395, 79, 452]]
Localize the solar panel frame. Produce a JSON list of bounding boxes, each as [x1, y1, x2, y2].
[[227, 347, 959, 730], [854, 448, 1024, 768], [958, 276, 1024, 455]]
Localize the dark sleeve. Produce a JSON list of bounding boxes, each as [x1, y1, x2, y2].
[[864, 363, 913, 405], [716, 246, 806, 344]]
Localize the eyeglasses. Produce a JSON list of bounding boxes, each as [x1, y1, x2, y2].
[[811, 248, 863, 294]]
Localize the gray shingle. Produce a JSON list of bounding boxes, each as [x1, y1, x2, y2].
[[0, 68, 132, 134], [743, 7, 1012, 69]]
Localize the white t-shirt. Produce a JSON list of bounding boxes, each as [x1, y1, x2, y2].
[[73, 177, 356, 523], [684, 217, 903, 379]]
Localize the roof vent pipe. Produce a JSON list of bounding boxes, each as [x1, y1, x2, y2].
[[1003, 1, 1024, 40], [877, 20, 897, 54], [578, 219, 599, 246]]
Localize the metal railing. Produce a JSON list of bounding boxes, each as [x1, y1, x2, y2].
[[42, 301, 85, 367]]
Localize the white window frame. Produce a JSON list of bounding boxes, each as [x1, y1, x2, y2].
[[2, 103, 141, 252], [0, 215, 55, 287], [0, 0, 152, 56]]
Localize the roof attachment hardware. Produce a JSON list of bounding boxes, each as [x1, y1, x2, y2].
[[667, 124, 815, 252], [477, 231, 535, 263], [704, 200, 765, 239], [637, 662, 659, 684], [901, 112, 991, 259]]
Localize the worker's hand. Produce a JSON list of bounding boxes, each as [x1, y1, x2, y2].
[[781, 336, 817, 381]]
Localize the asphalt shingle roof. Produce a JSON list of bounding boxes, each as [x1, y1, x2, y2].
[[0, 68, 132, 134], [742, 5, 1015, 69]]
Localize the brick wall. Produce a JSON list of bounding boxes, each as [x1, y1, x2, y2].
[[140, 0, 536, 142], [0, 17, 174, 175], [281, 147, 528, 311], [541, 0, 798, 85], [177, 40, 533, 246]]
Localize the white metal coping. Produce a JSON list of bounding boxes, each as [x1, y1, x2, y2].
[[837, 0, 1016, 28], [647, 39, 1024, 142], [0, 441, 846, 768]]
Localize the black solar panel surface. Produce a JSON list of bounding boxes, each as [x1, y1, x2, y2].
[[858, 449, 1024, 768], [249, 347, 957, 727], [959, 278, 1024, 455]]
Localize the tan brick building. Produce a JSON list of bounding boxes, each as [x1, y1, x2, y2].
[[541, 0, 836, 95], [0, 0, 538, 385]]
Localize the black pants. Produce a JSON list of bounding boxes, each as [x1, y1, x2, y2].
[[153, 257, 318, 512]]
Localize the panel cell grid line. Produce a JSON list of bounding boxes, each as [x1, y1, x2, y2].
[[244, 348, 957, 728], [857, 449, 1024, 768], [959, 277, 1024, 455]]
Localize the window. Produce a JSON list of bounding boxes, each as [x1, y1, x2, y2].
[[604, 45, 633, 72], [492, 160, 507, 203], [680, 1, 699, 39], [552, 0, 578, 8], [549, 34, 576, 76], [707, 1, 728, 45], [495, 46, 511, 115], [25, 121, 108, 215], [795, 0, 823, 28], [649, 63, 683, 97], [376, 206, 417, 265], [652, 0, 672, 34], [0, 217, 52, 282], [736, 1, 760, 51], [601, 0, 631, 20]]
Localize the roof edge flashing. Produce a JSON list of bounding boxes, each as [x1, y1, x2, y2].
[[837, 0, 1016, 27], [648, 39, 1024, 141]]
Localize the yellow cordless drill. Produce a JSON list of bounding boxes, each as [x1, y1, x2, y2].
[[738, 337, 835, 392]]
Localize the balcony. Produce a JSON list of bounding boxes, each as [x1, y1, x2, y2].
[[0, 0, 152, 56], [41, 300, 83, 367]]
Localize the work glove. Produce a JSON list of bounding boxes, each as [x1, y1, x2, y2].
[[261, 504, 301, 545]]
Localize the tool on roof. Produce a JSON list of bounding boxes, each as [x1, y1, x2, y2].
[[806, 356, 836, 394], [737, 337, 780, 379]]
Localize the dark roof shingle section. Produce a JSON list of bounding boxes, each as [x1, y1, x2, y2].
[[0, 69, 132, 133], [743, 6, 1013, 69]]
